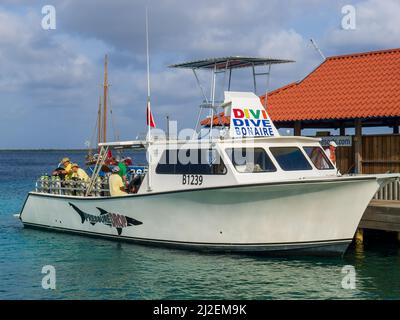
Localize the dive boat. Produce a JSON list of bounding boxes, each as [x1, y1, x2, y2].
[[18, 57, 399, 255]]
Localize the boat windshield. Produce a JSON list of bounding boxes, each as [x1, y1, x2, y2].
[[303, 147, 334, 170], [225, 148, 276, 173], [156, 149, 227, 175], [269, 147, 313, 171]]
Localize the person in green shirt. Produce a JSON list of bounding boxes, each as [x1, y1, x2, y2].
[[118, 159, 127, 185]]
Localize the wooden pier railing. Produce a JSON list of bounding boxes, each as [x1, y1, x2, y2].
[[374, 179, 400, 201]]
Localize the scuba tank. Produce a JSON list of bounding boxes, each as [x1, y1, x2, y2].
[[75, 178, 83, 197], [55, 175, 61, 195], [38, 175, 44, 192], [39, 175, 46, 193], [64, 179, 71, 196], [49, 176, 53, 194], [70, 178, 78, 196], [42, 174, 49, 193], [95, 176, 102, 197]]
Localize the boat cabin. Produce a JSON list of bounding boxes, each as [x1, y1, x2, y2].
[[121, 135, 337, 194]]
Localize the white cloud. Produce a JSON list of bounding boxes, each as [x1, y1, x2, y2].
[[0, 0, 396, 148], [258, 29, 305, 59], [328, 0, 400, 50]]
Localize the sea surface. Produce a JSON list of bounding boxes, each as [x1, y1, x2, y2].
[[1, 150, 400, 300]]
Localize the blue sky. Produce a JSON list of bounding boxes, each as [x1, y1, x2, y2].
[[0, 0, 399, 148]]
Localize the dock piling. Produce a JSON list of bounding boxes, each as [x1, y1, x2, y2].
[[355, 228, 364, 245]]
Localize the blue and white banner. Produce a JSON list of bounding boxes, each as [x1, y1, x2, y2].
[[320, 136, 352, 147]]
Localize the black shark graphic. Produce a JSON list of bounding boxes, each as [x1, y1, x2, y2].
[[69, 203, 142, 235]]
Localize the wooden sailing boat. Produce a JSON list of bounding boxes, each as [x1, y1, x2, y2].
[[86, 54, 113, 165]]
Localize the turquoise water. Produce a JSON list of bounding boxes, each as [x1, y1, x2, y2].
[[1, 150, 400, 300]]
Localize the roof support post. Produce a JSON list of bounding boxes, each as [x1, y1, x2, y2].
[[209, 63, 217, 139], [222, 59, 230, 94], [340, 125, 346, 136], [294, 121, 302, 136], [263, 63, 272, 109], [354, 119, 363, 174], [228, 68, 232, 91], [393, 119, 399, 134], [192, 68, 209, 104], [251, 63, 257, 94]]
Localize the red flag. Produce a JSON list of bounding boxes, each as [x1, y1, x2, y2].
[[107, 149, 113, 159], [146, 100, 156, 128]]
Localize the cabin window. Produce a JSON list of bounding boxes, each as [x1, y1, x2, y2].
[[269, 147, 312, 171], [225, 148, 276, 173], [156, 149, 227, 175], [303, 147, 334, 170]]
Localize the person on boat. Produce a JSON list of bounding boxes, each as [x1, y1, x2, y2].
[[71, 163, 90, 182], [52, 157, 73, 180], [109, 166, 128, 196], [117, 158, 128, 184], [325, 141, 337, 165], [309, 147, 324, 169], [128, 174, 143, 194], [124, 157, 133, 166], [99, 164, 111, 178]]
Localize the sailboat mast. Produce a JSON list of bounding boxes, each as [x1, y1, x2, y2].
[[103, 54, 108, 143], [97, 95, 102, 145]]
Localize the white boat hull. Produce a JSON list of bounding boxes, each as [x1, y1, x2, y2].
[[19, 176, 391, 255]]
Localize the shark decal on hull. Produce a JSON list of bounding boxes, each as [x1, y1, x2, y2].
[[69, 203, 142, 235]]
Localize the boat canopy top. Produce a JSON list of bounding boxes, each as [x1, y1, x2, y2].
[[98, 140, 147, 149], [98, 135, 321, 148], [169, 56, 294, 70]]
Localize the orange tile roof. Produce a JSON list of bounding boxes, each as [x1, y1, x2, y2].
[[202, 48, 400, 126], [200, 112, 230, 127], [262, 48, 400, 122]]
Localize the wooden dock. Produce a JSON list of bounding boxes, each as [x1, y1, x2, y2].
[[359, 200, 400, 233], [351, 179, 400, 244]]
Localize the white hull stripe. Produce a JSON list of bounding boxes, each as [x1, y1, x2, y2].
[[22, 222, 352, 252]]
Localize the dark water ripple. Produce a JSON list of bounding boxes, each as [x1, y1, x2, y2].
[[0, 150, 400, 299]]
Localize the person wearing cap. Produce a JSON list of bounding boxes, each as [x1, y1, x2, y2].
[[71, 163, 90, 182], [52, 157, 73, 180], [124, 157, 133, 166], [61, 157, 72, 171], [325, 141, 337, 165], [108, 166, 128, 196]]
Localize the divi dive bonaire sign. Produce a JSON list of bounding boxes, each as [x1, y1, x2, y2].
[[227, 91, 280, 138], [231, 108, 274, 137]]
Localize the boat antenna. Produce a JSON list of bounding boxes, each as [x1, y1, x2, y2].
[[166, 114, 170, 141], [146, 8, 152, 141], [103, 54, 109, 142], [145, 7, 152, 191], [310, 38, 326, 60]]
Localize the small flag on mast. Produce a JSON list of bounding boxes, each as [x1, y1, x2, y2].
[[146, 99, 156, 128]]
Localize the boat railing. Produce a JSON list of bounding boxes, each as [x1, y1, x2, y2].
[[374, 179, 400, 201], [35, 177, 111, 197]]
